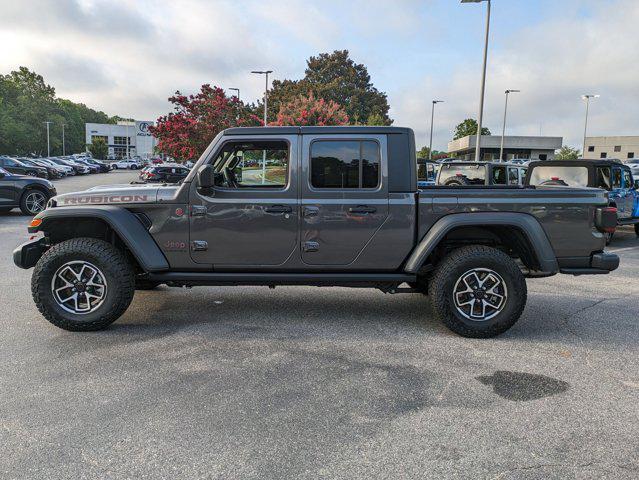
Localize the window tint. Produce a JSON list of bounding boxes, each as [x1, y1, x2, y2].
[[310, 140, 380, 189], [528, 166, 589, 187], [596, 167, 611, 189], [612, 168, 622, 188], [508, 168, 520, 185], [623, 170, 632, 188], [492, 166, 507, 185], [212, 141, 289, 189]]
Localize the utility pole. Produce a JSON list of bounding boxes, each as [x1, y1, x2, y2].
[[582, 94, 599, 158], [61, 123, 66, 156], [44, 121, 52, 157], [461, 0, 491, 161], [429, 100, 444, 160], [499, 90, 520, 162], [251, 70, 273, 184], [229, 88, 240, 122]]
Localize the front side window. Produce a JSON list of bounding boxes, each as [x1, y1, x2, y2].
[[212, 140, 289, 189], [508, 167, 520, 185], [596, 167, 611, 189], [310, 140, 380, 189], [612, 168, 622, 188], [528, 166, 589, 187], [492, 166, 506, 185], [623, 170, 632, 188]]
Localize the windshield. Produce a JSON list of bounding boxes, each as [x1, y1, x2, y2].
[[528, 166, 589, 187], [439, 164, 486, 185]]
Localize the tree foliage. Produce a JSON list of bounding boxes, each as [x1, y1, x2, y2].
[[272, 92, 349, 126], [453, 118, 491, 140], [149, 84, 259, 161], [0, 67, 114, 156], [88, 137, 108, 160], [416, 146, 447, 159], [263, 50, 392, 125], [555, 145, 580, 160]]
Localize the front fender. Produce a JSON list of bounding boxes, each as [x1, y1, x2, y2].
[[404, 212, 559, 274], [26, 206, 170, 272]]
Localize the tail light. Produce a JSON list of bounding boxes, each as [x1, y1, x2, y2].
[[595, 206, 617, 233]]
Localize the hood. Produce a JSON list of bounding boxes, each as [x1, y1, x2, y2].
[[51, 183, 163, 207]]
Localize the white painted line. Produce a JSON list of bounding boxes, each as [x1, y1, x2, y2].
[[608, 246, 639, 253]]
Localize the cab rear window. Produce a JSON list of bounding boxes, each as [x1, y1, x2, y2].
[[439, 164, 486, 184], [528, 166, 589, 187]]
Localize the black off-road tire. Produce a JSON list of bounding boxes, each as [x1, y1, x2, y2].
[[32, 238, 135, 331], [444, 176, 472, 187], [135, 279, 161, 290], [429, 245, 527, 338]]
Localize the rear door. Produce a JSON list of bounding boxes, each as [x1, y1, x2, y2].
[[0, 168, 16, 206], [300, 134, 389, 266]]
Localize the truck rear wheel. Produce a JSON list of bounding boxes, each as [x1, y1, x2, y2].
[[31, 238, 135, 331], [429, 245, 527, 338]]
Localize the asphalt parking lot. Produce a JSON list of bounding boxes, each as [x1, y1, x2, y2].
[[1, 171, 638, 479]]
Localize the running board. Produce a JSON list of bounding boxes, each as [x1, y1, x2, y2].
[[148, 271, 416, 288]]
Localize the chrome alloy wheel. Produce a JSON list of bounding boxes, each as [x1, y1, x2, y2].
[[453, 268, 507, 321], [51, 261, 108, 315], [24, 191, 47, 214]]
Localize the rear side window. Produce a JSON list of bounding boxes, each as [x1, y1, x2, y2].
[[612, 168, 622, 188], [596, 167, 611, 189], [439, 164, 486, 185], [492, 166, 507, 185], [623, 170, 632, 188], [528, 166, 589, 187], [310, 140, 380, 189]]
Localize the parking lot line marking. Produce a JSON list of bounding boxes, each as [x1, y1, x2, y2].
[[608, 246, 639, 253]]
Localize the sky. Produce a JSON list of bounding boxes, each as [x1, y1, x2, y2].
[[1, 0, 638, 151]]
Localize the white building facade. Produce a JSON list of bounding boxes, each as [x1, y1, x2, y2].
[[85, 120, 157, 159], [448, 135, 563, 161], [584, 136, 639, 161]]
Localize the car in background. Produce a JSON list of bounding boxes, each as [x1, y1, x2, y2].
[[436, 161, 528, 186], [69, 158, 99, 173], [18, 158, 63, 179], [525, 159, 639, 242], [39, 158, 74, 176], [0, 156, 48, 179], [151, 157, 164, 165], [0, 166, 57, 215], [113, 158, 143, 170], [139, 164, 190, 183], [417, 159, 440, 188], [83, 158, 111, 172], [49, 157, 89, 175]]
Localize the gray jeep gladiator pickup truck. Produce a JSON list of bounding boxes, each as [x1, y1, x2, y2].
[[13, 126, 619, 337]]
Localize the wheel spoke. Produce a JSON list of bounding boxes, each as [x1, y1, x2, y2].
[[52, 261, 108, 315], [454, 267, 508, 322]]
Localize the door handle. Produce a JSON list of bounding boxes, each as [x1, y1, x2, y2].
[[348, 205, 377, 214], [265, 205, 292, 214], [303, 206, 319, 217]]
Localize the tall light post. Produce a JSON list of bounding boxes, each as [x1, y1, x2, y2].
[[251, 70, 273, 184], [229, 88, 241, 122], [61, 123, 66, 156], [461, 0, 491, 161], [429, 100, 444, 160], [44, 121, 52, 157], [499, 89, 520, 162], [582, 94, 599, 158], [251, 70, 273, 125]]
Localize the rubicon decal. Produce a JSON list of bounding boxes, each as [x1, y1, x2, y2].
[[61, 195, 149, 205]]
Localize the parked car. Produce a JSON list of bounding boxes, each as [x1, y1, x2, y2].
[[49, 157, 89, 175], [113, 159, 143, 169], [0, 166, 57, 215], [525, 159, 639, 242], [69, 158, 99, 173], [140, 164, 190, 183], [15, 126, 618, 338], [0, 156, 49, 179], [84, 158, 111, 172], [436, 162, 528, 186], [18, 158, 61, 179], [39, 158, 74, 176], [417, 159, 440, 188]]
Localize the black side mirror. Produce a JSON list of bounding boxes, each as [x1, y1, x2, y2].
[[197, 165, 214, 189]]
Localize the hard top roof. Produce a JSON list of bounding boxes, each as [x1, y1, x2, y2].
[[222, 126, 413, 136]]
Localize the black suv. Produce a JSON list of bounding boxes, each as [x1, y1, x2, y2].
[[0, 156, 48, 179], [0, 167, 57, 215]]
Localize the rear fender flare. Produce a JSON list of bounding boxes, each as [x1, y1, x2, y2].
[[404, 212, 559, 274]]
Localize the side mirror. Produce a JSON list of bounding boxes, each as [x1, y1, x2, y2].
[[197, 165, 214, 192]]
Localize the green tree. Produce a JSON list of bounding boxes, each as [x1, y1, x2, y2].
[[261, 50, 392, 126], [416, 146, 446, 159], [555, 145, 580, 160], [453, 118, 491, 140], [88, 137, 108, 160]]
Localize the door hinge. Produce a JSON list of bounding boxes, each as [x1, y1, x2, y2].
[[191, 205, 207, 216], [303, 241, 319, 252], [191, 240, 208, 251]]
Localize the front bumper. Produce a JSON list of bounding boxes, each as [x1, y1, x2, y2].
[[559, 252, 620, 275], [13, 237, 47, 269]]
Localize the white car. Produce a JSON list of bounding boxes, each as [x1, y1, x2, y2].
[[112, 159, 142, 170]]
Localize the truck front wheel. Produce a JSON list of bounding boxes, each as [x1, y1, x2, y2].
[[31, 238, 135, 331], [429, 245, 527, 338]]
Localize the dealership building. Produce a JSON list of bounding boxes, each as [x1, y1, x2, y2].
[[447, 135, 563, 161], [583, 136, 639, 160], [85, 120, 157, 159]]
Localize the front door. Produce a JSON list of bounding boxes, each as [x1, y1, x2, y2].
[[0, 169, 15, 206], [610, 166, 630, 218], [300, 134, 389, 266], [189, 135, 299, 266]]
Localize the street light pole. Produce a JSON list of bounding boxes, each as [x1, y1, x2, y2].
[[582, 94, 599, 158], [251, 70, 273, 184], [44, 121, 52, 157], [499, 89, 520, 162], [61, 123, 66, 156], [229, 88, 240, 122], [429, 100, 444, 160], [462, 0, 491, 161]]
